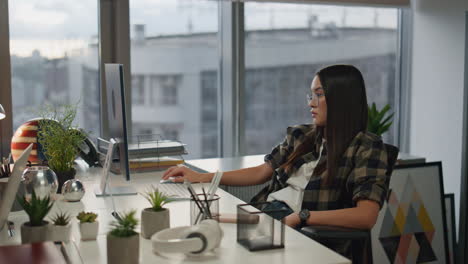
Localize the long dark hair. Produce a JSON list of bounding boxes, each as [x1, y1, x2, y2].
[[281, 65, 368, 185]]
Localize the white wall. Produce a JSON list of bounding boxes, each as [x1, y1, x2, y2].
[[410, 0, 468, 229]]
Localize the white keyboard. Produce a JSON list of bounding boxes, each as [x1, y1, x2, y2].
[[157, 183, 191, 200]]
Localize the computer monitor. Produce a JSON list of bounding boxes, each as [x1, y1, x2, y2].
[[104, 64, 130, 181]]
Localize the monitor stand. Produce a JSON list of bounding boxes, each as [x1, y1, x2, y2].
[[94, 138, 137, 197], [94, 185, 137, 197]]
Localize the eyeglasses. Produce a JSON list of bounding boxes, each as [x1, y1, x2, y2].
[[306, 92, 325, 106]]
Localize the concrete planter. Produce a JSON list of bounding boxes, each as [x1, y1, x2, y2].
[[21, 221, 49, 244], [107, 234, 139, 264], [48, 223, 72, 242], [141, 208, 170, 239], [79, 221, 99, 241]]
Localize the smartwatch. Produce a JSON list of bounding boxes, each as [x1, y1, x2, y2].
[[299, 209, 310, 226]]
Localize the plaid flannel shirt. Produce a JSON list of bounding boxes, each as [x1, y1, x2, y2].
[[251, 124, 389, 212]]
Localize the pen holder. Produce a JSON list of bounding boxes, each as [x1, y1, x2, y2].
[[237, 202, 286, 251], [190, 194, 220, 225]]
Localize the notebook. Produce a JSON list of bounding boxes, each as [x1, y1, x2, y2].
[[0, 242, 66, 263]]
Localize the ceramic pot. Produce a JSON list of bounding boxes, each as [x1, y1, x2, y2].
[[107, 234, 139, 264], [141, 208, 170, 239], [48, 223, 72, 242], [79, 221, 99, 241], [21, 221, 49, 244]]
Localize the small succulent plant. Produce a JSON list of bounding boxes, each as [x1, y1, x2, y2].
[[51, 211, 71, 226], [17, 189, 54, 226], [77, 211, 98, 223], [141, 185, 173, 212], [109, 210, 138, 238]]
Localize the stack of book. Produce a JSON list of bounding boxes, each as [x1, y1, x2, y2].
[[97, 138, 187, 173], [125, 156, 185, 173]]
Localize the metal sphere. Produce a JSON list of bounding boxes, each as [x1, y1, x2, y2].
[[22, 166, 58, 198], [61, 179, 85, 202]]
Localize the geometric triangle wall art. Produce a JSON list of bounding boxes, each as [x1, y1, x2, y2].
[[378, 174, 438, 263]]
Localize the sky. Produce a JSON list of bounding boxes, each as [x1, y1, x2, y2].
[[8, 0, 398, 58]]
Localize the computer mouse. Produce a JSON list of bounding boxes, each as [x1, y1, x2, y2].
[[160, 177, 178, 184]]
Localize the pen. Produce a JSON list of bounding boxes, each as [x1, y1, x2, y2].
[[202, 187, 212, 219], [208, 171, 223, 201], [185, 181, 206, 221], [7, 221, 14, 237]]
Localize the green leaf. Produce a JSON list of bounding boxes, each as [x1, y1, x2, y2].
[[380, 113, 395, 128], [77, 211, 98, 223], [17, 189, 54, 226], [37, 103, 88, 173], [374, 104, 390, 123], [378, 122, 393, 135], [141, 185, 174, 211], [367, 103, 394, 136], [51, 211, 71, 226], [109, 210, 139, 237]]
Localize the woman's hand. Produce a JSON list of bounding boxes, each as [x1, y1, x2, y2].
[[283, 213, 301, 228], [162, 165, 208, 183]]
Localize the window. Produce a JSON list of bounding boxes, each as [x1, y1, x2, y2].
[[161, 125, 180, 141], [132, 75, 145, 105], [161, 76, 179, 106], [3, 0, 404, 162], [201, 70, 218, 157], [148, 75, 181, 106], [137, 128, 153, 136], [9, 0, 100, 140], [130, 0, 219, 159], [243, 3, 399, 155]]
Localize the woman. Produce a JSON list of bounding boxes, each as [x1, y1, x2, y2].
[[162, 64, 389, 256]]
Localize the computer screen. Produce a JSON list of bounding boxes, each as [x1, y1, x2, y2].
[[104, 64, 130, 181]]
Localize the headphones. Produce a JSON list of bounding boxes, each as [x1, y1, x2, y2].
[[151, 219, 223, 255]]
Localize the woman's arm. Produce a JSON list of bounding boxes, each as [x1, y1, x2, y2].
[[162, 162, 274, 186], [285, 200, 380, 230]]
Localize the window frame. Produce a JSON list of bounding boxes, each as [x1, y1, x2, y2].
[[0, 0, 12, 158], [0, 0, 410, 160], [396, 8, 413, 153], [235, 2, 408, 155]]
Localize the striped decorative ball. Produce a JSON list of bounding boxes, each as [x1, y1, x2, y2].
[[11, 119, 45, 163]]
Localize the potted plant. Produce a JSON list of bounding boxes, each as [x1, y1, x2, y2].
[[17, 190, 54, 244], [38, 104, 87, 192], [77, 211, 99, 241], [140, 186, 173, 239], [367, 102, 394, 136], [107, 211, 139, 264], [48, 211, 72, 242]]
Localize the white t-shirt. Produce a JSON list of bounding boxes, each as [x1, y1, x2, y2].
[[267, 143, 324, 213]]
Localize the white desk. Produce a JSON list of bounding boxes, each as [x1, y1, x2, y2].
[[0, 162, 350, 264], [186, 155, 265, 173], [186, 153, 426, 203], [186, 155, 269, 203]]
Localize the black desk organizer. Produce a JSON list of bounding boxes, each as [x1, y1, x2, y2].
[[237, 202, 286, 251]]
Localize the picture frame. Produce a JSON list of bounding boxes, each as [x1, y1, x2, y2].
[[444, 193, 456, 264], [371, 162, 449, 263]]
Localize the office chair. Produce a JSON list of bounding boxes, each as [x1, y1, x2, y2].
[[300, 143, 400, 264]]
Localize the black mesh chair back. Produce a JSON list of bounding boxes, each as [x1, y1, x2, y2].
[[301, 143, 399, 264]]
